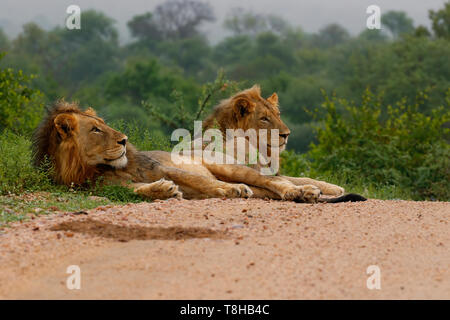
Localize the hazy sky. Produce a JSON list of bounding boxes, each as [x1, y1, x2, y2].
[[0, 0, 446, 42]]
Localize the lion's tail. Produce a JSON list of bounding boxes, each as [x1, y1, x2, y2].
[[319, 193, 367, 203]]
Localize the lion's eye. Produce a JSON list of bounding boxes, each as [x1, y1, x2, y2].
[[260, 117, 270, 122], [91, 127, 101, 133]]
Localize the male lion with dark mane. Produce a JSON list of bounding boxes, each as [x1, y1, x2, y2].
[[33, 101, 329, 202]]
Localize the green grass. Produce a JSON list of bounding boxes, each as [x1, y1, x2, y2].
[[0, 192, 111, 228], [0, 130, 55, 194], [280, 149, 416, 201], [0, 185, 153, 229], [311, 174, 414, 200]]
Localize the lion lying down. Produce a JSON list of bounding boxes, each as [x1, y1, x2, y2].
[[202, 85, 349, 199], [32, 101, 365, 203]]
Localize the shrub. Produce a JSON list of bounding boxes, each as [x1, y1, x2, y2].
[[0, 130, 54, 194], [308, 89, 450, 200], [0, 53, 44, 134], [280, 150, 311, 177], [110, 119, 171, 151]]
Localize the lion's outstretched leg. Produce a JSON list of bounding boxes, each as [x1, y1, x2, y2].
[[132, 179, 183, 200], [158, 166, 253, 199], [204, 163, 320, 203], [249, 186, 281, 199], [281, 176, 345, 196]]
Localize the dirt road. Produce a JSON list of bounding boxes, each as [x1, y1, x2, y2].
[[0, 198, 449, 299]]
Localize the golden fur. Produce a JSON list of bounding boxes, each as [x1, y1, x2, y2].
[[204, 85, 290, 154], [32, 101, 322, 202], [203, 85, 345, 196], [33, 101, 103, 185]]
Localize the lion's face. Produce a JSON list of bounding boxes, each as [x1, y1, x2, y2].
[[229, 86, 291, 152], [54, 110, 128, 169]]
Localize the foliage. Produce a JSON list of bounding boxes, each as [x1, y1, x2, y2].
[[381, 10, 415, 38], [0, 29, 9, 51], [0, 130, 54, 194], [92, 184, 143, 203], [224, 9, 290, 36], [128, 0, 215, 41], [308, 89, 450, 200], [314, 23, 350, 48], [280, 150, 311, 177], [2, 10, 119, 100], [106, 58, 198, 105], [143, 69, 241, 131], [429, 1, 450, 39], [110, 119, 171, 151], [0, 53, 44, 134]]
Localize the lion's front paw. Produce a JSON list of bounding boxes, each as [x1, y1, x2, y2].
[[298, 185, 321, 203], [227, 184, 253, 198], [213, 183, 253, 199], [282, 184, 320, 203], [134, 179, 183, 200]]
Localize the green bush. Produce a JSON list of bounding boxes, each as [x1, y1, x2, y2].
[[308, 89, 450, 200], [0, 53, 44, 134], [110, 119, 171, 151], [0, 130, 54, 194], [280, 150, 311, 177]]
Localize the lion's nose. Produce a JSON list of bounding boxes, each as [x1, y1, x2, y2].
[[118, 138, 127, 146], [279, 132, 290, 139]]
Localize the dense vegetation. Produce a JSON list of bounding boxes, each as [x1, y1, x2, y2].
[[0, 0, 449, 213]]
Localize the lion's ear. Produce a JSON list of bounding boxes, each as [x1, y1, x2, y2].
[[233, 97, 256, 118], [85, 107, 97, 116], [267, 93, 278, 106], [54, 114, 78, 139]]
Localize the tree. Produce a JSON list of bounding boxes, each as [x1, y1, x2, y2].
[[8, 10, 119, 99], [52, 10, 119, 86], [128, 0, 215, 41], [127, 12, 162, 42], [414, 25, 431, 38], [358, 29, 388, 42], [315, 23, 350, 47], [429, 1, 450, 39], [266, 15, 290, 35], [381, 11, 414, 39], [105, 59, 200, 106], [0, 28, 9, 51], [224, 8, 290, 36], [12, 23, 47, 56], [155, 36, 212, 76], [224, 9, 267, 36]]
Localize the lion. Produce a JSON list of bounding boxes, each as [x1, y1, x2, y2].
[[32, 101, 326, 202], [202, 85, 352, 199]]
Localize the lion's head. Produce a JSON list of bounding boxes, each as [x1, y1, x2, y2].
[[203, 85, 291, 151], [32, 101, 129, 185]]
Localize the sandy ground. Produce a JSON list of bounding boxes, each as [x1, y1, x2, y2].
[[0, 198, 449, 299]]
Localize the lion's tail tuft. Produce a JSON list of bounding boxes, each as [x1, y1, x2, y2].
[[319, 193, 367, 203]]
